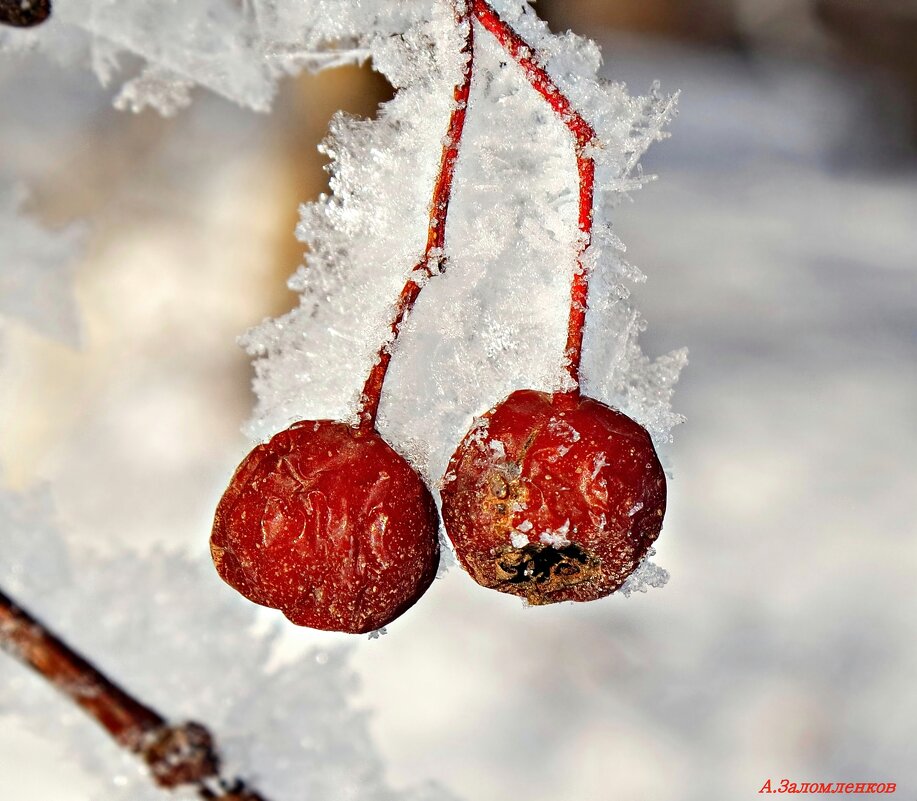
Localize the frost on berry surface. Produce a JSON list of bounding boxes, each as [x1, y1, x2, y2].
[[239, 3, 683, 587], [0, 487, 456, 801], [0, 183, 83, 343], [618, 547, 670, 597]]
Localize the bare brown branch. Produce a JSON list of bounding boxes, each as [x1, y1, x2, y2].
[[0, 586, 269, 801]]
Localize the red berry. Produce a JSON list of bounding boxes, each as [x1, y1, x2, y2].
[[440, 389, 666, 604], [210, 421, 439, 633]]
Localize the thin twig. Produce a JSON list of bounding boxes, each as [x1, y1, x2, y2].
[[358, 0, 475, 427], [0, 586, 269, 801], [472, 0, 598, 394]]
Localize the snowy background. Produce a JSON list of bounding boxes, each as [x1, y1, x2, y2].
[[2, 3, 917, 800]]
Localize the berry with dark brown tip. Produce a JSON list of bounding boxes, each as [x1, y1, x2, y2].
[[441, 389, 665, 604]]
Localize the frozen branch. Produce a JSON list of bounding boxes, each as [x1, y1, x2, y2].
[[0, 586, 269, 801]]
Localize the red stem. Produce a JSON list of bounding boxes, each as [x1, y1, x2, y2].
[[358, 1, 475, 427], [0, 587, 268, 800], [472, 0, 597, 396]]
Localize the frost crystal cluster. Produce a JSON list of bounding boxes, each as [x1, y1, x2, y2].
[[245, 3, 682, 459], [1, 0, 427, 113], [4, 4, 683, 479]]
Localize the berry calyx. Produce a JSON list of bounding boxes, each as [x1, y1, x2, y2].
[[211, 421, 439, 633], [441, 389, 665, 604]]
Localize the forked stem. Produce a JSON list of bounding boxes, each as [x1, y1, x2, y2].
[[358, 0, 475, 427], [360, 0, 599, 423], [0, 587, 268, 801], [472, 1, 597, 396]]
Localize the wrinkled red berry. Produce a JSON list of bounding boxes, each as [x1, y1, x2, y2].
[[211, 421, 439, 633], [441, 389, 666, 604]]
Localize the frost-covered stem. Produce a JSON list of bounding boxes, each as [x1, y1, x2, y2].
[[473, 1, 597, 395], [358, 0, 475, 427], [0, 587, 268, 801]]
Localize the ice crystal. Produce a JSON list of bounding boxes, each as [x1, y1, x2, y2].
[[618, 547, 670, 597], [0, 0, 429, 111], [242, 3, 682, 466], [2, 1, 684, 482]]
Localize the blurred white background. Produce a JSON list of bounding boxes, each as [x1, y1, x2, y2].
[[1, 1, 916, 799]]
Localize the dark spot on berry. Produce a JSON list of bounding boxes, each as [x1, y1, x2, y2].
[[488, 472, 509, 498], [492, 542, 600, 603]]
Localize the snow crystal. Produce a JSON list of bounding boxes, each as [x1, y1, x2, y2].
[[545, 417, 581, 462], [112, 66, 194, 117], [488, 439, 506, 460], [0, 0, 429, 112], [539, 520, 572, 548], [240, 3, 681, 476], [618, 548, 670, 597], [480, 312, 521, 360], [510, 531, 529, 548]]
